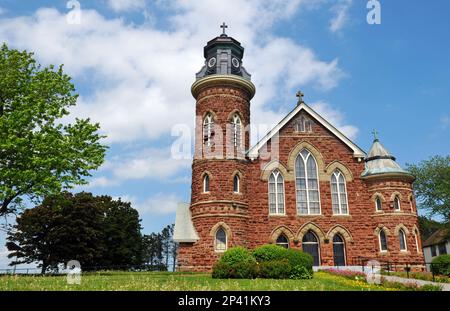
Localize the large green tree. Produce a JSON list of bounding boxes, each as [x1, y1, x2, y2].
[[6, 192, 143, 273], [407, 155, 450, 221], [0, 43, 107, 217]]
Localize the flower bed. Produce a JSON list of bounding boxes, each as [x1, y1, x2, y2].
[[380, 270, 449, 284]]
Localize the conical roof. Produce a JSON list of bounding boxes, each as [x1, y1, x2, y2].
[[361, 138, 411, 177]]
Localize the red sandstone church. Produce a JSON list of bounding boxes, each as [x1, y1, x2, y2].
[[173, 26, 424, 271]]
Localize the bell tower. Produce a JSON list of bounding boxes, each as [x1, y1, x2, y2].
[[182, 24, 255, 270]]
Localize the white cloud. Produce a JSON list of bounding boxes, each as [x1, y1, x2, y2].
[[86, 147, 191, 187], [107, 0, 146, 12], [116, 193, 181, 215], [0, 3, 350, 145], [329, 0, 353, 33], [310, 101, 359, 140]]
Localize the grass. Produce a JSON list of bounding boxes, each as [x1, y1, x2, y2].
[[0, 271, 397, 291]]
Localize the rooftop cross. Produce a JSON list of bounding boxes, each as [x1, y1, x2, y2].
[[372, 129, 379, 141], [296, 91, 305, 104], [220, 22, 228, 35]]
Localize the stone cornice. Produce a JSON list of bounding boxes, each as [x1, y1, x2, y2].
[[191, 74, 256, 99]]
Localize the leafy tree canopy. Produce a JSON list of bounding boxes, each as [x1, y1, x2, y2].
[[6, 192, 142, 273], [0, 43, 107, 217], [407, 155, 450, 221]]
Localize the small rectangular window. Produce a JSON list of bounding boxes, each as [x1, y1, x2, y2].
[[438, 243, 447, 255], [431, 245, 437, 257]]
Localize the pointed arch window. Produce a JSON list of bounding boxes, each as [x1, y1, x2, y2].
[[375, 196, 383, 212], [295, 149, 321, 215], [331, 170, 348, 215], [276, 234, 289, 249], [203, 174, 210, 193], [393, 195, 401, 211], [231, 114, 242, 147], [414, 229, 420, 253], [215, 228, 227, 252], [203, 114, 214, 147], [399, 229, 407, 251], [379, 230, 388, 252], [295, 116, 312, 133], [333, 234, 346, 266], [269, 170, 285, 215], [233, 174, 240, 193]]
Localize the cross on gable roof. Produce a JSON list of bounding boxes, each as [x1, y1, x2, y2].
[[247, 102, 367, 160]]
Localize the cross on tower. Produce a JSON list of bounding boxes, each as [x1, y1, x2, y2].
[[296, 91, 305, 104], [220, 22, 228, 35], [372, 129, 379, 141]]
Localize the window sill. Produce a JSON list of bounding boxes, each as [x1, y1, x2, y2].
[[332, 214, 351, 217], [296, 214, 323, 217], [269, 214, 287, 217], [215, 250, 226, 253]]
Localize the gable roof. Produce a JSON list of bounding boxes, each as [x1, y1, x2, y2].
[[423, 228, 450, 247], [247, 102, 366, 160]]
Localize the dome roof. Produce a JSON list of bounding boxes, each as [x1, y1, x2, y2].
[[361, 138, 411, 178]]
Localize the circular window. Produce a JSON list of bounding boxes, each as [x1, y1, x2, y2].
[[232, 57, 239, 68], [208, 57, 216, 67]]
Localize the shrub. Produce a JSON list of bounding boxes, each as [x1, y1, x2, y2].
[[252, 244, 286, 262], [290, 265, 313, 279], [258, 259, 291, 279], [285, 249, 314, 274], [212, 247, 258, 279], [219, 247, 256, 266], [430, 254, 450, 276]]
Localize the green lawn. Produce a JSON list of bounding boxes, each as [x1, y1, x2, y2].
[[0, 271, 392, 291]]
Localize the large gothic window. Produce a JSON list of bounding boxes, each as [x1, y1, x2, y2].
[[302, 231, 320, 266], [231, 114, 242, 147], [269, 170, 285, 215], [203, 114, 214, 147], [295, 149, 321, 215], [215, 228, 227, 252], [331, 170, 348, 215]]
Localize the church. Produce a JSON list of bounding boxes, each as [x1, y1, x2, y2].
[[173, 25, 424, 271]]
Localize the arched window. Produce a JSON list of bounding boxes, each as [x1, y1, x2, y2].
[[295, 149, 321, 215], [203, 114, 214, 147], [414, 229, 420, 253], [296, 116, 312, 133], [215, 228, 227, 252], [268, 170, 285, 215], [399, 229, 407, 251], [231, 114, 242, 147], [379, 230, 388, 252], [203, 174, 210, 193], [233, 174, 240, 193], [331, 170, 348, 215], [302, 231, 320, 266], [393, 195, 401, 211], [333, 234, 346, 266], [276, 234, 289, 249], [375, 196, 383, 211]]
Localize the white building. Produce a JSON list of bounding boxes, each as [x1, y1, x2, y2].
[[422, 228, 449, 271]]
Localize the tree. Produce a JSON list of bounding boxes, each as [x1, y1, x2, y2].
[[0, 43, 107, 217], [418, 215, 447, 242], [6, 192, 143, 273], [407, 156, 450, 221]]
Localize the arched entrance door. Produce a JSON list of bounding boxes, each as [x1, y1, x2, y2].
[[332, 234, 346, 266], [302, 231, 320, 266]]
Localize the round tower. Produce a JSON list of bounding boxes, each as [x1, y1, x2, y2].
[[362, 134, 424, 268], [187, 25, 255, 270]]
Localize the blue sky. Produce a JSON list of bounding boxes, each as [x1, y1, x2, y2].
[[0, 0, 449, 268]]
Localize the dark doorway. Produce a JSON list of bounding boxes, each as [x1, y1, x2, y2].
[[302, 231, 320, 266], [333, 234, 346, 266]]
